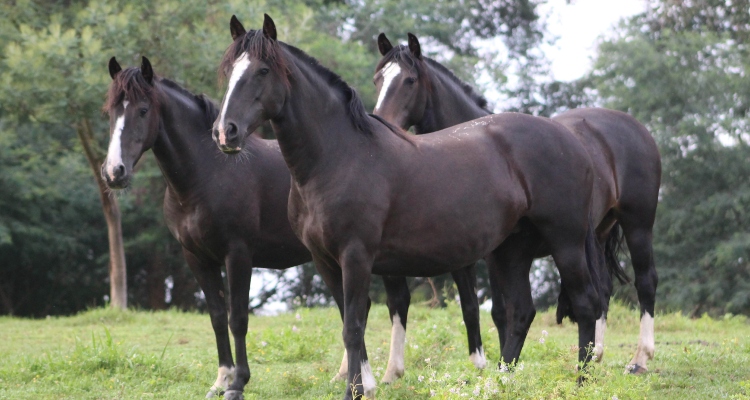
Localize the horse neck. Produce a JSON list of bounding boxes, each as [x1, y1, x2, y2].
[[415, 67, 491, 134], [151, 84, 217, 200], [272, 62, 364, 185]]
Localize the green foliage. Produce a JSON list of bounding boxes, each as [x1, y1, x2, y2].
[[0, 303, 748, 399], [588, 3, 750, 315]]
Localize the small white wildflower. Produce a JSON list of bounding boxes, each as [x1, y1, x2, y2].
[[413, 344, 419, 349], [418, 375, 424, 382], [450, 387, 459, 394], [518, 362, 524, 371], [501, 376, 509, 385], [499, 364, 508, 373], [433, 324, 437, 329], [444, 373, 451, 379], [261, 341, 268, 347], [592, 355, 598, 361], [424, 358, 431, 363], [292, 325, 299, 332], [473, 387, 480, 396], [430, 389, 436, 397], [375, 371, 381, 377], [612, 396, 619, 400], [295, 313, 301, 320], [539, 337, 545, 344], [542, 330, 548, 336]]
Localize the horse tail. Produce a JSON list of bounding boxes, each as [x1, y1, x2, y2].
[[605, 222, 630, 284], [556, 214, 606, 324]]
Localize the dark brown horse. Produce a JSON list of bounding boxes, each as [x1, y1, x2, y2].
[[373, 33, 662, 373], [212, 15, 604, 399], [101, 57, 484, 400]]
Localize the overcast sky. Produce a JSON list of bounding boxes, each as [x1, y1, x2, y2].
[[541, 0, 646, 81]]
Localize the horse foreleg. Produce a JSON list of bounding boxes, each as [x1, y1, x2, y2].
[[182, 250, 234, 399], [224, 246, 253, 400], [452, 264, 485, 369], [381, 275, 410, 383], [340, 243, 375, 400], [312, 257, 348, 382]]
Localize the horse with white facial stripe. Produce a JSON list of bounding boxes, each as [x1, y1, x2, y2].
[[373, 33, 662, 373], [212, 14, 605, 399], [102, 55, 485, 399]]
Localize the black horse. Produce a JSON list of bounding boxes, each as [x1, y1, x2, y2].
[[213, 15, 603, 399], [101, 57, 484, 399], [373, 33, 662, 373]]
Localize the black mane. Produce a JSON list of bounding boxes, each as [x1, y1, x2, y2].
[[159, 78, 219, 124]]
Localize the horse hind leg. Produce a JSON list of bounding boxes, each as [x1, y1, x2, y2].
[[452, 264, 485, 369], [380, 275, 411, 383], [621, 225, 658, 374], [487, 232, 539, 367]]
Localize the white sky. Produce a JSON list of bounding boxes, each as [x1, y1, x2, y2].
[[541, 0, 646, 81]]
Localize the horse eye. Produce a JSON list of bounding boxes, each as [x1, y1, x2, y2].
[[259, 68, 270, 76], [405, 77, 417, 85], [139, 108, 148, 116]]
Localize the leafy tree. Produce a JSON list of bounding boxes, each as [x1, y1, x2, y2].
[[587, 2, 750, 315]]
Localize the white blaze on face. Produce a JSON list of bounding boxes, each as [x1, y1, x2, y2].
[[218, 52, 252, 145], [105, 100, 129, 180], [206, 365, 235, 397], [469, 346, 487, 369], [594, 317, 607, 361], [382, 313, 406, 383], [360, 360, 377, 398], [628, 312, 655, 372], [374, 62, 402, 112]]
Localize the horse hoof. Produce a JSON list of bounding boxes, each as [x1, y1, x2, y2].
[[330, 372, 347, 382], [628, 364, 647, 375], [223, 389, 244, 400]]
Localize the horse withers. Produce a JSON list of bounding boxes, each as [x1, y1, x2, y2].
[[373, 32, 661, 373], [212, 14, 604, 399]]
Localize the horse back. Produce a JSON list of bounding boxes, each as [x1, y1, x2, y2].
[[552, 108, 661, 223]]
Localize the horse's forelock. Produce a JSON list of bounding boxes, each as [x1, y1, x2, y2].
[[103, 67, 161, 113], [375, 45, 431, 91], [218, 29, 290, 87]]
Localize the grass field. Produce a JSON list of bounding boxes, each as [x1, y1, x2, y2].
[[0, 301, 748, 399]]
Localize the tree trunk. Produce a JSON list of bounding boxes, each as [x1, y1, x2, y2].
[[75, 118, 127, 310]]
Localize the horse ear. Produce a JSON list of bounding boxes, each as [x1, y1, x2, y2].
[[230, 15, 246, 41], [407, 32, 422, 59], [263, 13, 277, 40], [378, 33, 394, 56], [109, 57, 122, 80], [141, 56, 154, 85]]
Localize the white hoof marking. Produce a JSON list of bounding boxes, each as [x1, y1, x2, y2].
[[469, 346, 486, 369], [361, 360, 377, 398], [382, 313, 406, 383]]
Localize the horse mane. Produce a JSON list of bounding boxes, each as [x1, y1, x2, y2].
[[219, 29, 377, 136], [103, 67, 161, 113], [159, 78, 219, 123], [375, 45, 490, 112]]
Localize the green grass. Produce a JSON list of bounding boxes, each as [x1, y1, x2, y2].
[[0, 302, 748, 399]]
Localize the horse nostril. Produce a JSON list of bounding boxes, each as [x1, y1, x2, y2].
[[225, 122, 238, 141], [115, 164, 125, 178]]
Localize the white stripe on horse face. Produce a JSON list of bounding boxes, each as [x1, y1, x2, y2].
[[218, 52, 252, 145], [374, 62, 402, 112], [382, 313, 406, 383], [105, 100, 129, 180]]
